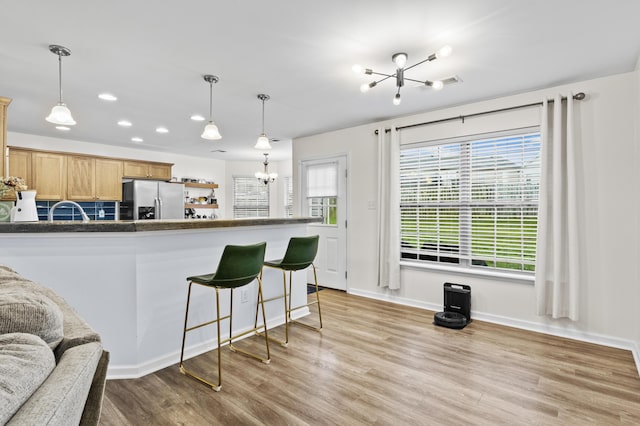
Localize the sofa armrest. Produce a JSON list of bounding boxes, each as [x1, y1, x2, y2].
[[80, 350, 110, 426], [7, 342, 102, 426]]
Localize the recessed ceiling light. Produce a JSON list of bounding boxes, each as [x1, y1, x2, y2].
[[156, 127, 169, 134], [55, 126, 70, 131], [131, 137, 143, 143], [98, 93, 118, 101], [190, 114, 205, 121], [118, 120, 132, 127]]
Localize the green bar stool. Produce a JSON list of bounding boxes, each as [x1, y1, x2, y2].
[[179, 242, 269, 392], [261, 235, 322, 346]]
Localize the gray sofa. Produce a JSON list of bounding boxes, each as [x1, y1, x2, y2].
[[0, 265, 109, 425]]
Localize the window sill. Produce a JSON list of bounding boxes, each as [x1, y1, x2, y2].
[[399, 260, 535, 284]]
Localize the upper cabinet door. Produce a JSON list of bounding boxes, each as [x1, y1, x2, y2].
[[123, 160, 149, 178], [148, 163, 171, 180], [95, 158, 123, 201], [32, 152, 66, 200], [8, 148, 31, 187], [67, 155, 96, 201]]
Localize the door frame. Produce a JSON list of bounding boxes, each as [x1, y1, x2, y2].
[[298, 153, 349, 291]]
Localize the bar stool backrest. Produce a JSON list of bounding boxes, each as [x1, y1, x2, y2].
[[212, 242, 267, 288], [279, 235, 319, 271]]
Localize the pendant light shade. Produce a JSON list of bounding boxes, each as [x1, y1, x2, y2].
[[254, 94, 272, 150], [46, 45, 76, 126], [201, 74, 222, 140], [201, 122, 222, 140], [46, 103, 76, 126]]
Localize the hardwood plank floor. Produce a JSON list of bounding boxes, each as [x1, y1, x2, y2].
[[101, 289, 640, 425]]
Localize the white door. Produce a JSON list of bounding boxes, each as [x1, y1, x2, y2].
[[300, 156, 347, 290]]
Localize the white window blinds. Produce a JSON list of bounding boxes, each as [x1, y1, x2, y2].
[[400, 130, 541, 272], [233, 176, 269, 218], [306, 162, 338, 197]]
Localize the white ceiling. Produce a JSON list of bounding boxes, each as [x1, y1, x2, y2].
[[2, 1, 639, 161]]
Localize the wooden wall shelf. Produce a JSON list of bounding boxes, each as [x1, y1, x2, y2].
[[183, 182, 218, 189], [185, 203, 218, 209]]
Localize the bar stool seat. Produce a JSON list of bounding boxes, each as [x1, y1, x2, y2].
[[261, 235, 322, 346], [179, 242, 269, 392]]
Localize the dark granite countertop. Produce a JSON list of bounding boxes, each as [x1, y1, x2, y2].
[[0, 217, 322, 233]]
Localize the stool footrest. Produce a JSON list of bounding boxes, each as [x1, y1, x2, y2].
[[179, 365, 222, 392]]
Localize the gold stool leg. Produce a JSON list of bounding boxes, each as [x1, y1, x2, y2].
[[229, 278, 271, 364], [179, 281, 193, 369], [290, 264, 323, 332], [256, 267, 289, 347], [179, 283, 223, 391]]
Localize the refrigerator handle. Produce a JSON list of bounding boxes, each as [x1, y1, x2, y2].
[[154, 197, 160, 220]]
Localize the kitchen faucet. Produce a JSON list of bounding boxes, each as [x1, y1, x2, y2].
[[48, 200, 91, 222]]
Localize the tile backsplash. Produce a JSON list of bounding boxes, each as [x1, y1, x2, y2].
[[36, 201, 117, 221]]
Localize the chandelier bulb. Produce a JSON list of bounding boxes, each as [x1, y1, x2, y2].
[[436, 45, 453, 59], [432, 80, 444, 90], [392, 52, 408, 68], [393, 93, 401, 106]]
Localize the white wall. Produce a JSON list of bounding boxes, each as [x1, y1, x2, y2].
[[7, 131, 227, 216], [293, 71, 640, 360], [224, 159, 292, 219]]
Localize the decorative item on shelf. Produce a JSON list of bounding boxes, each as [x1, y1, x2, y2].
[[254, 94, 272, 150], [45, 45, 76, 126], [353, 45, 460, 105], [255, 153, 277, 185], [200, 75, 222, 140]]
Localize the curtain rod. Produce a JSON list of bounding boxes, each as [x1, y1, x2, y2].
[[393, 92, 586, 132]]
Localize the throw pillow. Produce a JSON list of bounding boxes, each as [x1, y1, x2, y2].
[[0, 333, 56, 424], [0, 290, 64, 349]]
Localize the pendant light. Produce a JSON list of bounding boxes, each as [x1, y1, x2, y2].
[[45, 45, 76, 126], [254, 94, 272, 150], [201, 75, 222, 140]]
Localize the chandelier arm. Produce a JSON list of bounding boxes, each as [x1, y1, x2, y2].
[[404, 77, 428, 84], [371, 74, 395, 86], [369, 70, 395, 78], [402, 55, 438, 72]]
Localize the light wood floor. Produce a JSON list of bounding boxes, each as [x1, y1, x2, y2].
[[101, 289, 640, 425]]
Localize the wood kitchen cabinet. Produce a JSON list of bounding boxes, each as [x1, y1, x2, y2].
[[0, 97, 10, 178], [7, 148, 31, 186], [67, 155, 123, 201], [32, 152, 66, 200], [123, 160, 172, 180]]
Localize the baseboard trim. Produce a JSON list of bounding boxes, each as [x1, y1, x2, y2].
[[106, 308, 310, 379], [348, 288, 640, 377]]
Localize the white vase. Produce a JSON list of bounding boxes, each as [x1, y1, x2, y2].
[[10, 190, 39, 222]]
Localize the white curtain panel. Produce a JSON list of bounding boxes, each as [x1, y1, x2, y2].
[[535, 94, 580, 320], [376, 128, 401, 289]]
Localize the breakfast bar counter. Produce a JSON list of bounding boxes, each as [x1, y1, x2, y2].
[[0, 217, 321, 378]]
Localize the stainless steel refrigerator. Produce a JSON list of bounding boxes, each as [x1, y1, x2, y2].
[[121, 181, 185, 220]]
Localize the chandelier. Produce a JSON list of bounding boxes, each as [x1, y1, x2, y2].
[[353, 45, 460, 105], [255, 153, 277, 185]]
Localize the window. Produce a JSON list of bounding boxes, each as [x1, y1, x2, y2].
[[400, 129, 541, 273], [306, 161, 338, 225], [233, 176, 269, 218], [284, 176, 293, 217]]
